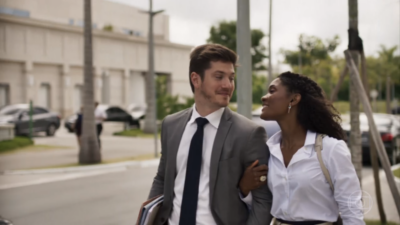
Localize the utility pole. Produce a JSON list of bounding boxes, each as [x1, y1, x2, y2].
[[236, 0, 252, 119], [267, 0, 273, 86], [142, 0, 164, 157], [348, 0, 362, 183]]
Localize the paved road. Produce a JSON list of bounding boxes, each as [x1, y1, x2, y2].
[[0, 122, 160, 171], [0, 122, 399, 224], [0, 165, 158, 225], [0, 164, 399, 224]]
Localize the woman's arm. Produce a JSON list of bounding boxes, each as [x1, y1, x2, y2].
[[327, 141, 365, 225], [239, 160, 268, 196], [238, 159, 268, 210]]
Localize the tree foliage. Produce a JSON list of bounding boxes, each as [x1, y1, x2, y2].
[[156, 76, 194, 120], [207, 21, 268, 70], [282, 34, 340, 67], [281, 34, 400, 101], [280, 34, 341, 98]]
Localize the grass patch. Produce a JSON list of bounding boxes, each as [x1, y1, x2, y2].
[[365, 220, 400, 225], [113, 129, 160, 138], [0, 136, 34, 153], [0, 140, 72, 155], [393, 167, 400, 179], [333, 100, 388, 114], [31, 153, 158, 169]]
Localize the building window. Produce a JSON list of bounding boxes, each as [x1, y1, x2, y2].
[[0, 83, 10, 108], [39, 83, 51, 109], [0, 7, 30, 18], [122, 28, 142, 36], [76, 20, 84, 27], [122, 29, 133, 35]]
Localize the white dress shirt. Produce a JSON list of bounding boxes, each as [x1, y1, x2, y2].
[[242, 130, 365, 224], [94, 107, 107, 125], [169, 105, 225, 225]]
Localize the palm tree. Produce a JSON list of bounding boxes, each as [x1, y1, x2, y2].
[[79, 0, 101, 164], [378, 45, 398, 113]]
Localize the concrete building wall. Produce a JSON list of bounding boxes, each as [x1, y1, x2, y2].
[[108, 69, 123, 106], [32, 64, 62, 112], [0, 14, 192, 117], [130, 71, 145, 106], [0, 61, 25, 104], [0, 0, 169, 40]]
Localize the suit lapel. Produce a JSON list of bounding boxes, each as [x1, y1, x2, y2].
[[167, 108, 192, 191], [209, 108, 232, 202]]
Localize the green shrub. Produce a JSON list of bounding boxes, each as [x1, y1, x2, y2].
[[0, 136, 34, 153], [156, 75, 194, 120], [157, 95, 194, 120], [393, 167, 400, 179]]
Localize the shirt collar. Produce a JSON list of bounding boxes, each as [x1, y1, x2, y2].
[[188, 104, 225, 129], [267, 130, 317, 157]]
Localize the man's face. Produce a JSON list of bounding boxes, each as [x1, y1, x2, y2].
[[196, 61, 235, 108]]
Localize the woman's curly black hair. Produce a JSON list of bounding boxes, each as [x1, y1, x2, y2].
[[278, 71, 345, 140]]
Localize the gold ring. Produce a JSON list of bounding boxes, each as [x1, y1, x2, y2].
[[260, 175, 267, 182]]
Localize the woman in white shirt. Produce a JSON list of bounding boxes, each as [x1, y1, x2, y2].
[[239, 72, 365, 225]]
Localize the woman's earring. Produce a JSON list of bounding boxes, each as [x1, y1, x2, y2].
[[288, 103, 292, 114]]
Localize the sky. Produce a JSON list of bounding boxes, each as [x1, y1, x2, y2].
[[109, 0, 399, 71]]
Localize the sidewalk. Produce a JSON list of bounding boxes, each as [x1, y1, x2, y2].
[[0, 122, 160, 171], [0, 122, 161, 191], [363, 166, 400, 223]]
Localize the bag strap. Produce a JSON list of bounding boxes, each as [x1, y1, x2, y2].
[[315, 134, 334, 192]]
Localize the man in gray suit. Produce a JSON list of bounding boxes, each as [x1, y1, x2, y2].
[[148, 44, 272, 225]]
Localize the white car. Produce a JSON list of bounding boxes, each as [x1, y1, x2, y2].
[[251, 106, 281, 140]]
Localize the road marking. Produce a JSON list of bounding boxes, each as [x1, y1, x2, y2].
[[0, 167, 126, 190], [0, 159, 161, 190]]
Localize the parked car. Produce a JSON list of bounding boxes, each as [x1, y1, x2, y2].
[[127, 103, 146, 121], [0, 104, 61, 136], [341, 113, 400, 165], [64, 105, 140, 132], [392, 106, 400, 115], [251, 106, 281, 140], [0, 215, 13, 225]]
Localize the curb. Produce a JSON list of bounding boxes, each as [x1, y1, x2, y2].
[[392, 163, 400, 184], [1, 158, 160, 175]]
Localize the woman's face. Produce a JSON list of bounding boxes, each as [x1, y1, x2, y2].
[[260, 78, 292, 121]]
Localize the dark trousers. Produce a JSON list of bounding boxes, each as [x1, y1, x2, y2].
[[96, 124, 103, 148]]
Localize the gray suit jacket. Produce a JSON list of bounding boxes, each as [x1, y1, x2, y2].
[[148, 107, 273, 225]]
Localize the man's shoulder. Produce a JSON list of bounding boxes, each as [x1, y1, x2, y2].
[[162, 108, 192, 125], [229, 110, 262, 131]]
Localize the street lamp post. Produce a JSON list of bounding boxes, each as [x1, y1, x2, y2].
[[236, 0, 252, 119], [267, 0, 273, 86], [142, 0, 164, 158]]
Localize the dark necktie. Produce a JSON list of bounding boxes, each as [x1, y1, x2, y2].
[[179, 117, 209, 225]]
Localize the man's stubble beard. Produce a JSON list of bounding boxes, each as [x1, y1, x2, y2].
[[199, 84, 230, 108]]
